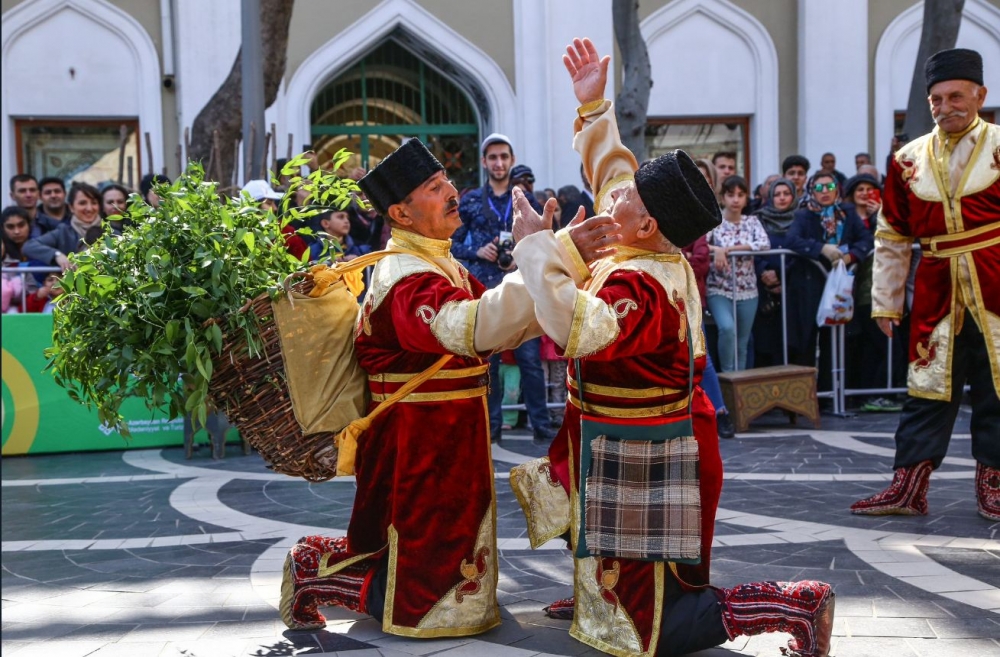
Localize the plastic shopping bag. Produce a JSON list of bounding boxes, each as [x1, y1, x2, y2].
[[816, 260, 855, 326]]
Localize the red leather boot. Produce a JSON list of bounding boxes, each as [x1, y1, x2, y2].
[[279, 535, 377, 630], [850, 460, 932, 515], [719, 580, 834, 657], [977, 463, 1000, 521]]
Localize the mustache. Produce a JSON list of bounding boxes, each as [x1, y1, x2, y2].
[[446, 198, 459, 212], [933, 109, 968, 124]]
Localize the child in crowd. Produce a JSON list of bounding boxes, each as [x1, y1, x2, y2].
[[26, 272, 63, 313], [706, 175, 771, 371], [314, 210, 363, 261]]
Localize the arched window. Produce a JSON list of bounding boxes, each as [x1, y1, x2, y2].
[[310, 39, 481, 190]]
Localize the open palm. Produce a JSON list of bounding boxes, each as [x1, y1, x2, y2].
[[563, 37, 610, 105]]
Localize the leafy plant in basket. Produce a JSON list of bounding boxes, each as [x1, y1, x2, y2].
[[45, 151, 361, 436]]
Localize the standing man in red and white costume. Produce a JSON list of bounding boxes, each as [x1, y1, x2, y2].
[[851, 49, 1000, 520], [509, 38, 835, 657]]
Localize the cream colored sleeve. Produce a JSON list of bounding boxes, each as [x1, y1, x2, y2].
[[871, 211, 914, 320], [472, 271, 543, 353], [573, 99, 639, 213], [512, 230, 620, 357], [429, 273, 542, 356]]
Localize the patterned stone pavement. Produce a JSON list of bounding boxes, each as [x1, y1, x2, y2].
[[3, 408, 998, 657]]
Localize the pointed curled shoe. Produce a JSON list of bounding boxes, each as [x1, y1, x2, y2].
[[720, 580, 834, 657], [543, 596, 575, 620], [977, 462, 1000, 521], [279, 535, 373, 630], [850, 460, 932, 516]]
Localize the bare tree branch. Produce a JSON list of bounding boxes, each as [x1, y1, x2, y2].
[[188, 0, 295, 186], [613, 0, 652, 160], [903, 0, 965, 139]]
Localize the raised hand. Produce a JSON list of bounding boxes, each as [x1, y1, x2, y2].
[[512, 187, 553, 243], [566, 211, 621, 263], [562, 37, 610, 106]]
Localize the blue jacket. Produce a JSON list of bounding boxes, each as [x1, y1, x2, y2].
[[787, 205, 873, 268], [451, 186, 542, 289]]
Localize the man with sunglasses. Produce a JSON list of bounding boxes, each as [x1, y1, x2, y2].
[[851, 48, 1000, 521]]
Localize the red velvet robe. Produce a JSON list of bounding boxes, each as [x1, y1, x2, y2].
[[873, 119, 1000, 401], [342, 231, 512, 638], [544, 253, 723, 657]]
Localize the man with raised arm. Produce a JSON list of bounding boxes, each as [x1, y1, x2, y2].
[[508, 38, 835, 657]]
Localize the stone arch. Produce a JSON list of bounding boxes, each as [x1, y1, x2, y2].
[[874, 0, 1000, 166], [641, 0, 780, 181], [285, 0, 517, 161], [0, 0, 164, 185]]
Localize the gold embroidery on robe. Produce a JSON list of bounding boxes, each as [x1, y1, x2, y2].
[[430, 299, 480, 357], [571, 556, 644, 657], [908, 314, 954, 402], [564, 289, 622, 358], [509, 456, 571, 549], [612, 298, 638, 319], [413, 509, 500, 633], [416, 305, 436, 324]]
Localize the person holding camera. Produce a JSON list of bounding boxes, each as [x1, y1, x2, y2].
[[451, 134, 555, 445]]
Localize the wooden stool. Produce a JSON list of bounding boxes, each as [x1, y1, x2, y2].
[[717, 365, 821, 433]]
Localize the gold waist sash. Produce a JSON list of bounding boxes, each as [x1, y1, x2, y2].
[[919, 223, 1000, 258]]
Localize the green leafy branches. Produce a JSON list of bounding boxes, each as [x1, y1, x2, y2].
[[46, 156, 361, 435]]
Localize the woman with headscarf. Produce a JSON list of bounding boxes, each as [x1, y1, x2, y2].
[[751, 177, 798, 367], [786, 172, 873, 391]]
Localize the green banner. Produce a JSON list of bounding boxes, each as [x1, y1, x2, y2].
[[2, 314, 187, 455]]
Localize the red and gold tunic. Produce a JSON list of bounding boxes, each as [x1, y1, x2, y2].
[[873, 118, 1000, 401], [509, 100, 723, 657], [348, 228, 539, 638]]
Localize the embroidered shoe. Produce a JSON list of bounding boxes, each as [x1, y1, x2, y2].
[[720, 580, 834, 657], [543, 596, 575, 620], [850, 460, 932, 516], [976, 463, 1000, 521], [279, 535, 373, 630]]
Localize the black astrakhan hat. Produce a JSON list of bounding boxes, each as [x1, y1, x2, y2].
[[358, 139, 445, 216], [634, 149, 722, 248], [925, 48, 984, 92]]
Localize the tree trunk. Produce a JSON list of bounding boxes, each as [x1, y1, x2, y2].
[[902, 0, 965, 139], [613, 0, 652, 160], [188, 0, 295, 189]]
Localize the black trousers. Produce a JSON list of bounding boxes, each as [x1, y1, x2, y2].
[[894, 311, 1000, 469], [657, 588, 729, 656]]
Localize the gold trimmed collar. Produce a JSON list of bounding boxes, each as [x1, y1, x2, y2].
[[388, 228, 453, 258], [935, 116, 983, 148], [611, 245, 682, 264]]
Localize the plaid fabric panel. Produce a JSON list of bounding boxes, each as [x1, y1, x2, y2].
[[584, 435, 701, 561]]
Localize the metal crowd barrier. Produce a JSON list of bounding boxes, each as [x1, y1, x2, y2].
[[725, 244, 923, 416]]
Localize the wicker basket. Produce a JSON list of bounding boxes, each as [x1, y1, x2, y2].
[[207, 277, 339, 482]]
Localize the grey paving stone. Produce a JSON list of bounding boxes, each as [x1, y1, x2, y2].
[[845, 617, 937, 638], [927, 617, 1000, 639], [829, 636, 921, 656], [905, 637, 1000, 657]]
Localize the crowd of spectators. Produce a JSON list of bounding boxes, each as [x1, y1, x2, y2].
[[3, 136, 912, 434]]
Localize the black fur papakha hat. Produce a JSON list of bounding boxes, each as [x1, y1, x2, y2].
[[358, 139, 445, 216], [634, 149, 722, 248], [925, 48, 983, 92]]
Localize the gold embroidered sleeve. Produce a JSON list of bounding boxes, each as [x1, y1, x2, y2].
[[513, 230, 618, 352], [430, 300, 480, 357], [871, 211, 913, 320], [573, 100, 639, 211]]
